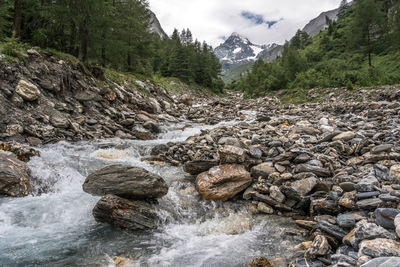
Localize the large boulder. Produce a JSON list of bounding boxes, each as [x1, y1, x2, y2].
[[83, 165, 168, 199], [0, 154, 32, 197], [15, 80, 40, 101], [92, 194, 159, 231], [196, 164, 252, 201]]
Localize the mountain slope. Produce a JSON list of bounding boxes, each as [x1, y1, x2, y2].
[[302, 8, 339, 36], [149, 11, 167, 38]]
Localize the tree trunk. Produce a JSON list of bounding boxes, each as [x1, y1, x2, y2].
[[101, 27, 106, 67], [367, 28, 372, 67], [12, 0, 22, 38], [79, 15, 89, 62], [69, 21, 77, 56]]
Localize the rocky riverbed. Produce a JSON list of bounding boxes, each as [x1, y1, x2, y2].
[[1, 49, 400, 266]]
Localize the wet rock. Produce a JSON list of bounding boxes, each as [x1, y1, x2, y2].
[[337, 214, 356, 229], [296, 220, 317, 230], [317, 220, 348, 241], [92, 194, 159, 231], [15, 80, 40, 101], [196, 164, 252, 201], [0, 154, 32, 197], [295, 164, 331, 177], [5, 124, 24, 137], [332, 132, 355, 142], [26, 137, 42, 146], [360, 257, 400, 267], [251, 162, 275, 178], [183, 159, 219, 175], [150, 144, 169, 155], [133, 126, 155, 140], [83, 165, 168, 199], [359, 238, 400, 258], [305, 235, 332, 258], [0, 142, 40, 162], [249, 257, 273, 267], [143, 121, 161, 134], [281, 177, 317, 201], [375, 208, 400, 230], [218, 145, 246, 164]]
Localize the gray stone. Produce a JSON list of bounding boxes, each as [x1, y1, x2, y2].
[[305, 235, 332, 258], [83, 165, 168, 199], [133, 126, 155, 140], [269, 185, 286, 203], [50, 113, 70, 129], [92, 194, 159, 231], [295, 164, 331, 177], [249, 146, 262, 159], [337, 214, 356, 229], [340, 182, 356, 192], [281, 177, 317, 200], [361, 257, 400, 267], [250, 162, 275, 178], [375, 208, 400, 230], [359, 238, 400, 258], [357, 191, 381, 200], [354, 220, 396, 247], [257, 202, 274, 214], [357, 198, 383, 210], [317, 220, 348, 240], [355, 176, 380, 192], [183, 160, 219, 175], [290, 257, 326, 267], [390, 165, 400, 183], [219, 145, 246, 164], [371, 144, 393, 154], [332, 131, 355, 141]]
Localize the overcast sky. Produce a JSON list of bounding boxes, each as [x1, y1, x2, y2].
[[148, 0, 342, 47]]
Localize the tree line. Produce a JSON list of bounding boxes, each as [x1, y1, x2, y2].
[[0, 0, 223, 91], [230, 0, 400, 96]]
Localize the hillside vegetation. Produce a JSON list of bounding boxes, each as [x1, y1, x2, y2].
[[0, 0, 223, 93], [229, 0, 400, 97]]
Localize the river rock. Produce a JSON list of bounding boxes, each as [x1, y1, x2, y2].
[[15, 80, 40, 101], [370, 144, 393, 154], [50, 113, 70, 129], [133, 126, 155, 140], [317, 220, 348, 241], [389, 165, 400, 183], [281, 177, 317, 200], [290, 257, 326, 267], [178, 94, 192, 106], [295, 164, 331, 177], [257, 202, 274, 214], [218, 145, 246, 164], [92, 194, 159, 231], [357, 198, 382, 210], [82, 165, 168, 199], [375, 208, 400, 230], [340, 182, 356, 192], [337, 214, 356, 229], [355, 176, 380, 192], [196, 164, 252, 201], [332, 132, 355, 141], [305, 235, 332, 258], [395, 214, 400, 238], [249, 146, 262, 159], [354, 220, 396, 248], [361, 257, 400, 267], [249, 257, 273, 267], [269, 185, 286, 203], [183, 159, 219, 175], [250, 162, 275, 178], [359, 238, 400, 258], [0, 154, 32, 197]]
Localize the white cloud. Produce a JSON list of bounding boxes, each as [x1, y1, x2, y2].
[[148, 0, 342, 47]]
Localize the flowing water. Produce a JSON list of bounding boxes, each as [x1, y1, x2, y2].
[[0, 119, 298, 267]]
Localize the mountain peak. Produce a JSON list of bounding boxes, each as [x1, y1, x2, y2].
[[214, 32, 276, 71]]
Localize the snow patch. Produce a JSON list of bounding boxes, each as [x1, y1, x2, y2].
[[233, 47, 242, 54]]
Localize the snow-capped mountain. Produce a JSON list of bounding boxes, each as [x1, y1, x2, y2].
[[214, 33, 277, 71]]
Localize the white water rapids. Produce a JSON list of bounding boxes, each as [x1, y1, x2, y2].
[[0, 119, 298, 267]]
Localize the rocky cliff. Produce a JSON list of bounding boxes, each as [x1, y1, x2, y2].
[[0, 48, 182, 145]]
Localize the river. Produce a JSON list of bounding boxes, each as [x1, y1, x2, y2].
[[0, 120, 298, 267]]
